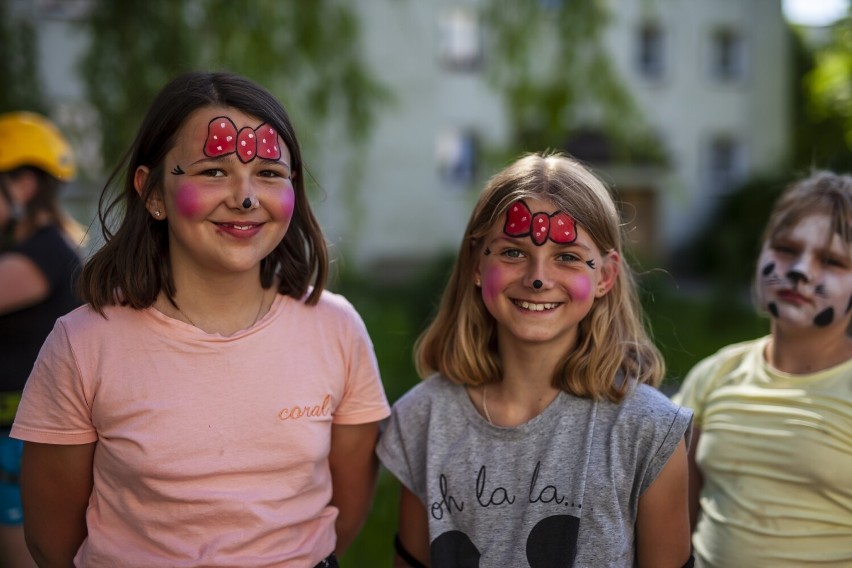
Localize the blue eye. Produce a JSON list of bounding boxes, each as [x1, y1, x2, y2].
[[258, 168, 291, 179], [557, 253, 580, 263], [501, 248, 524, 259]]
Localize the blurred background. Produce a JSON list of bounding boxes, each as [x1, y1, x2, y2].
[[2, 0, 851, 563]]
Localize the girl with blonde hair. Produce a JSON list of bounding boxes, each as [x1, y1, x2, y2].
[[379, 152, 693, 567]]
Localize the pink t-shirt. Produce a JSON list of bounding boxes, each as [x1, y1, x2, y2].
[[12, 290, 390, 567]]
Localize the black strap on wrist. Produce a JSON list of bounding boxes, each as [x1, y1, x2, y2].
[[394, 534, 428, 568]]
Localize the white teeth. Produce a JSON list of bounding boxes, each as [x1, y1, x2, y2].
[[516, 301, 558, 312]]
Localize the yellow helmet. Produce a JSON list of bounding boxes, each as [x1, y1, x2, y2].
[[0, 111, 76, 181]]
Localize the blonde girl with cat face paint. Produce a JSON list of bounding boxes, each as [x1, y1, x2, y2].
[[675, 172, 852, 567], [10, 71, 390, 568], [378, 152, 694, 568]]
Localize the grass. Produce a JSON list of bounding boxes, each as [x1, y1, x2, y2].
[[333, 264, 768, 565]]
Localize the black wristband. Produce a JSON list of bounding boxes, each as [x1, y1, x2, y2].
[[394, 534, 428, 568]]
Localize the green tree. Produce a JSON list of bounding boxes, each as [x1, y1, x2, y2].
[[78, 0, 389, 171], [796, 16, 852, 172], [482, 0, 660, 162], [0, 0, 46, 113]]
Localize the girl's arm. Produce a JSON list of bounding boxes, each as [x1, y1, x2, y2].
[[0, 254, 49, 315], [635, 438, 691, 568], [329, 421, 382, 555], [686, 428, 703, 531], [394, 485, 429, 568], [20, 441, 95, 567]]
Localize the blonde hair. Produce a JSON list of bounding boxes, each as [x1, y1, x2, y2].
[[415, 152, 664, 402]]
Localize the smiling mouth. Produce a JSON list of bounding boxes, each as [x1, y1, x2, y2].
[[216, 222, 261, 231], [513, 299, 561, 312]]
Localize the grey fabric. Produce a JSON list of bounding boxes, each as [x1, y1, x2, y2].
[[378, 375, 692, 567]]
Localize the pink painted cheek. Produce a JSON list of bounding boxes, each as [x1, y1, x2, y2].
[[569, 275, 593, 302], [481, 266, 504, 303], [174, 183, 206, 219], [277, 185, 296, 221]]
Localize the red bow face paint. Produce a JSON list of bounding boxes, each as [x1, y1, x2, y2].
[[504, 200, 577, 246], [204, 117, 282, 163], [757, 212, 852, 330]]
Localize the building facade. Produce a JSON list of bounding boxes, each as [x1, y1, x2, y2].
[[24, 0, 791, 271]]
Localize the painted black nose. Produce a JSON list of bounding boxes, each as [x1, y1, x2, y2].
[[242, 197, 252, 209], [787, 269, 808, 284]]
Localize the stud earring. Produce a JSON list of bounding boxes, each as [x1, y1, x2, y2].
[[154, 210, 161, 217], [475, 277, 481, 287]]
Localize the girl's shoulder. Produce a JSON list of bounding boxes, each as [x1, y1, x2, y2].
[[610, 383, 693, 435], [598, 383, 693, 458], [292, 288, 363, 322], [676, 336, 768, 398], [613, 382, 681, 414], [392, 374, 463, 412], [703, 337, 766, 367], [59, 302, 146, 332]]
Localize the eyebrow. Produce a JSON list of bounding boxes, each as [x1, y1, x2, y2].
[[188, 155, 290, 168], [490, 235, 593, 252]]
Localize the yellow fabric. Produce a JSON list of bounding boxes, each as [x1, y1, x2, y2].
[[674, 336, 852, 567], [0, 391, 21, 426]]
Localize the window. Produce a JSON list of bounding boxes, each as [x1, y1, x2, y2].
[[438, 8, 482, 71], [705, 136, 746, 193], [709, 28, 746, 82], [636, 23, 665, 80], [436, 127, 478, 186]]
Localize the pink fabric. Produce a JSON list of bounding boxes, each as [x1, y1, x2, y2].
[[12, 291, 389, 567]]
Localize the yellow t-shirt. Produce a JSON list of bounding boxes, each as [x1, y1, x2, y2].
[[674, 336, 852, 567]]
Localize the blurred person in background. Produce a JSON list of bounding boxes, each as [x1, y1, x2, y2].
[[674, 172, 852, 567], [0, 111, 84, 568]]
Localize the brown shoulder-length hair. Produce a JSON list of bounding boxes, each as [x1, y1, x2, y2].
[[415, 152, 664, 402], [79, 71, 328, 314]]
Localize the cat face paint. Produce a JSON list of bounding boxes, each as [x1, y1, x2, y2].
[[756, 212, 852, 330]]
